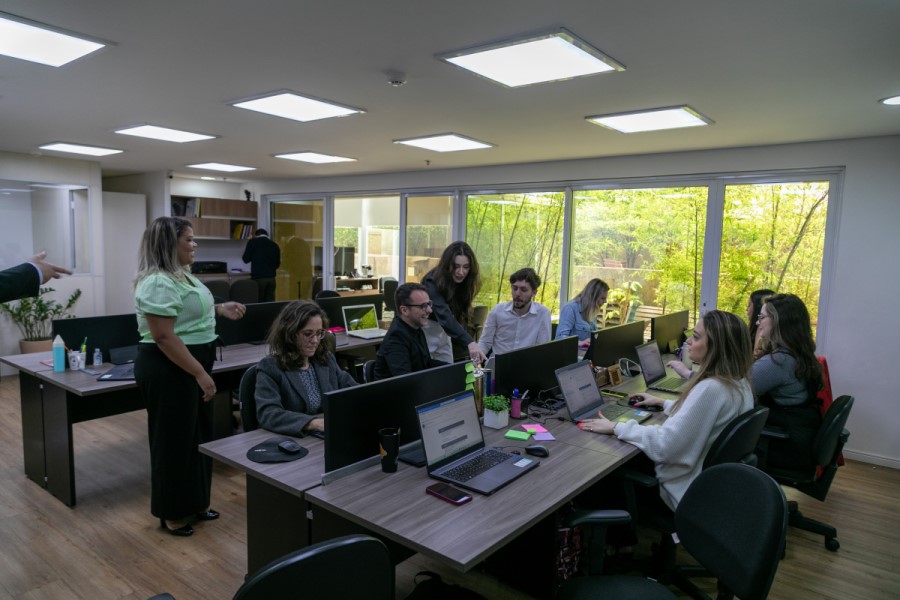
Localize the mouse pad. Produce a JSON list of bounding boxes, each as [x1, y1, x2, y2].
[[246, 436, 309, 463]]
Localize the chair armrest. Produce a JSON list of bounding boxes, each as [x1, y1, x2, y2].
[[618, 467, 659, 488], [564, 509, 631, 529], [761, 425, 791, 440]]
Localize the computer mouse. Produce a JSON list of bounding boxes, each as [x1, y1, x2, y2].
[[278, 440, 303, 454], [629, 395, 663, 412], [525, 445, 550, 458], [628, 395, 645, 406]]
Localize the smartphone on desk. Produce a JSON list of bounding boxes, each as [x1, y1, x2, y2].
[[426, 482, 472, 506]]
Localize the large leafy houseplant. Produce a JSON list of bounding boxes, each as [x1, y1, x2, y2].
[[1, 287, 82, 341]]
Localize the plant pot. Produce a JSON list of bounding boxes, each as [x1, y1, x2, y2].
[[483, 409, 509, 430], [20, 339, 53, 354]]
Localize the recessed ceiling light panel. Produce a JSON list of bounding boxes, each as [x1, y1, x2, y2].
[[394, 133, 493, 152], [880, 95, 900, 106], [438, 28, 624, 87], [586, 106, 713, 133], [232, 91, 364, 123], [186, 163, 255, 172], [0, 12, 106, 67], [39, 142, 123, 156], [275, 152, 357, 164], [115, 125, 216, 143]]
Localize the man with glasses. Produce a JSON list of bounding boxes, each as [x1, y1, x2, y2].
[[373, 283, 447, 381], [477, 267, 551, 358]]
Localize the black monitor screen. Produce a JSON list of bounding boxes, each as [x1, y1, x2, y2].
[[323, 362, 469, 472], [215, 301, 289, 346], [650, 310, 690, 353], [52, 314, 140, 363], [590, 320, 647, 368], [492, 336, 579, 399], [316, 294, 383, 330], [334, 246, 355, 277]]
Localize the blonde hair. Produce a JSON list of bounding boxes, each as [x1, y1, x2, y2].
[[574, 279, 609, 323], [135, 216, 193, 286]]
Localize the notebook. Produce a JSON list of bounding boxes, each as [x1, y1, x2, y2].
[[416, 390, 539, 495], [554, 360, 652, 424], [635, 340, 688, 393], [341, 304, 386, 339]]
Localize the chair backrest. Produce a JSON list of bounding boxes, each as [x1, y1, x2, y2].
[[363, 359, 376, 383], [703, 405, 770, 469], [676, 464, 787, 600], [812, 395, 854, 472], [239, 365, 259, 432], [232, 534, 393, 600], [204, 279, 231, 302], [230, 278, 260, 304], [315, 289, 341, 300], [383, 279, 399, 312], [378, 276, 397, 293]]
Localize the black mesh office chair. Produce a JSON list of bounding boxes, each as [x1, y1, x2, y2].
[[204, 279, 231, 302], [230, 278, 260, 304], [233, 534, 393, 600], [558, 463, 787, 600], [760, 395, 853, 551], [382, 279, 399, 312], [362, 359, 376, 383], [239, 365, 259, 432]]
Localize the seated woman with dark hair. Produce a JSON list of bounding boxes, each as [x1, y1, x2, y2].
[[255, 300, 357, 437], [747, 288, 776, 358], [752, 293, 823, 470]]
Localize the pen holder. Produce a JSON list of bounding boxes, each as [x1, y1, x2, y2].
[[68, 351, 86, 371], [510, 397, 522, 419]]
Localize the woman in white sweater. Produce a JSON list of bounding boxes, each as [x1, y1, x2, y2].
[[579, 310, 755, 510]]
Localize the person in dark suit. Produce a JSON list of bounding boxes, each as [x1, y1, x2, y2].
[[242, 228, 281, 302], [0, 251, 72, 303], [373, 283, 447, 380]]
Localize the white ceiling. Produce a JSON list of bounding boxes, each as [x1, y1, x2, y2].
[[1, 0, 898, 182]]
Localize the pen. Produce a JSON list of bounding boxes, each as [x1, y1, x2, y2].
[[81, 337, 87, 352]]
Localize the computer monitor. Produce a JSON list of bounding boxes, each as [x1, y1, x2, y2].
[[215, 301, 290, 346], [315, 294, 383, 329], [492, 336, 579, 400], [334, 246, 356, 277], [589, 320, 647, 368], [52, 314, 141, 363], [650, 310, 690, 353], [323, 361, 469, 472]]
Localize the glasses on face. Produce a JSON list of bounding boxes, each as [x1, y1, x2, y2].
[[404, 301, 433, 311], [756, 314, 770, 324], [299, 329, 327, 341]]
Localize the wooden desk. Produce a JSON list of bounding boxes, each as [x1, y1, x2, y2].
[[0, 343, 269, 506]]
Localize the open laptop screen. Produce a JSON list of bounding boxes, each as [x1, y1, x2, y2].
[[417, 391, 483, 468], [555, 361, 603, 418], [342, 304, 378, 330], [635, 341, 667, 383]]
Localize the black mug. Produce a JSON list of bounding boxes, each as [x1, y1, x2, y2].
[[379, 427, 400, 473]]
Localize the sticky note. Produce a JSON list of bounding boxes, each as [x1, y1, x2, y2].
[[533, 432, 555, 441], [464, 362, 474, 373], [521, 423, 548, 433], [504, 429, 531, 441]]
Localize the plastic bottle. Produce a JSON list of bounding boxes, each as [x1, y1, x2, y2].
[[52, 335, 66, 372], [93, 348, 103, 367]]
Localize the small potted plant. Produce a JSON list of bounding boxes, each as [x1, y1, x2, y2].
[[482, 394, 510, 429], [1, 287, 82, 354]]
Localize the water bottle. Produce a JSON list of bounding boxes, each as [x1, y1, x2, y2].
[[93, 348, 103, 367], [52, 335, 66, 372]]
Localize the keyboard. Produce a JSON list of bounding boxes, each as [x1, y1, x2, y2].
[[443, 449, 509, 482], [649, 376, 685, 393], [591, 402, 631, 421]]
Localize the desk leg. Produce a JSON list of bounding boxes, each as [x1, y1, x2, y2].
[[19, 373, 47, 492], [246, 475, 308, 575], [42, 384, 77, 506]]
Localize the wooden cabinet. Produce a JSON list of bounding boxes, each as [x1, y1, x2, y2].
[[171, 196, 257, 240]]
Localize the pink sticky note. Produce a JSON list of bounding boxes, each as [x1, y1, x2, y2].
[[522, 423, 548, 433]]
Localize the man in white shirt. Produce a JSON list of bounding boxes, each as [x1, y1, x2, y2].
[[478, 268, 551, 357]]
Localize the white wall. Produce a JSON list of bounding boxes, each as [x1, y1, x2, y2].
[[249, 136, 900, 468], [102, 192, 147, 314]]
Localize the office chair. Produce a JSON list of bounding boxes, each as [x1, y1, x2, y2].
[[558, 463, 787, 600], [230, 278, 260, 304], [471, 305, 489, 341], [362, 359, 376, 383], [203, 279, 231, 303], [315, 289, 341, 301], [760, 395, 853, 551], [239, 365, 259, 433], [233, 534, 393, 600], [382, 279, 399, 312], [378, 276, 397, 293]]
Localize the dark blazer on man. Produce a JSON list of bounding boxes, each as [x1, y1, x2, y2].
[[242, 236, 281, 279], [0, 263, 40, 303], [373, 317, 446, 381]]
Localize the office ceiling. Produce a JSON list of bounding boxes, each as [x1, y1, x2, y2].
[[1, 0, 898, 182]]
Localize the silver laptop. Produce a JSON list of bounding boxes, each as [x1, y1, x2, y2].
[[416, 390, 539, 495], [341, 303, 386, 339], [635, 340, 688, 393], [554, 361, 651, 424]]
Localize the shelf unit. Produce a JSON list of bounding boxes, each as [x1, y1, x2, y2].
[[171, 196, 257, 240]]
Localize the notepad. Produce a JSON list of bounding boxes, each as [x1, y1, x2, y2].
[[504, 429, 531, 441]]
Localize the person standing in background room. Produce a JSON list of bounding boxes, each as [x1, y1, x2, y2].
[[242, 228, 281, 302], [478, 267, 551, 357], [0, 251, 72, 303], [556, 278, 609, 350], [134, 216, 246, 537], [747, 288, 776, 358], [421, 241, 488, 364]]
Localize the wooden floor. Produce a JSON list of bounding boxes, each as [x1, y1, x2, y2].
[[0, 373, 897, 599]]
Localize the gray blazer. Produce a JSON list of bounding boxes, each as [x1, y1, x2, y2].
[[255, 353, 358, 437]]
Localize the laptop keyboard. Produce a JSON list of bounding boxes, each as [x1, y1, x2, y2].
[[443, 449, 509, 482], [592, 402, 631, 421], [650, 376, 685, 392]]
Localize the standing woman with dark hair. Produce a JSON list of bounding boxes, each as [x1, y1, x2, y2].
[[255, 300, 357, 436], [752, 293, 823, 470], [747, 288, 776, 358], [555, 278, 609, 350], [422, 241, 488, 364], [134, 217, 246, 536]]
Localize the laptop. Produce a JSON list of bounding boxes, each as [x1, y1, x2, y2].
[[98, 363, 135, 381], [555, 361, 652, 424], [341, 304, 386, 339], [635, 340, 689, 393], [416, 390, 539, 495]]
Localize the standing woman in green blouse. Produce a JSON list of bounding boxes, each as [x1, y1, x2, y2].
[[134, 217, 246, 536]]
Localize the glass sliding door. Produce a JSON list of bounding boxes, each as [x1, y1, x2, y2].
[[405, 194, 453, 283], [334, 194, 401, 284], [270, 198, 324, 300]]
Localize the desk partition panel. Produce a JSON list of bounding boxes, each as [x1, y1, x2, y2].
[[650, 310, 690, 353], [492, 336, 579, 400], [215, 301, 289, 346], [52, 314, 141, 363]]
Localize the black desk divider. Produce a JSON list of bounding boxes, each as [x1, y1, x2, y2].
[[52, 314, 141, 363], [215, 301, 289, 346], [492, 336, 579, 400]]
